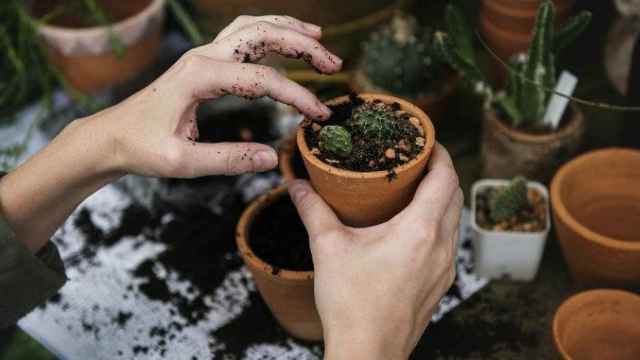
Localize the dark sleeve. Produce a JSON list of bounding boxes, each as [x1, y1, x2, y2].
[[0, 173, 67, 328]]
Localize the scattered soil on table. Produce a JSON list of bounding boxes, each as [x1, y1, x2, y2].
[[303, 93, 423, 173], [475, 187, 547, 232], [249, 194, 313, 273]]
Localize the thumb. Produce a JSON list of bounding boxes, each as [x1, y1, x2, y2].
[[177, 141, 278, 177], [288, 180, 342, 239]]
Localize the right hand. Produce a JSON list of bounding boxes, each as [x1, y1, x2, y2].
[[289, 143, 463, 360]]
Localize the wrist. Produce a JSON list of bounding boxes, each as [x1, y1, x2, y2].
[[323, 325, 409, 360]]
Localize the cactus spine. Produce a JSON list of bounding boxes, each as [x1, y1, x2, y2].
[[490, 176, 529, 223], [319, 125, 353, 158], [348, 101, 399, 142]]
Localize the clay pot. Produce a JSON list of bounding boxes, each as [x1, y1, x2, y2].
[[480, 103, 585, 183], [296, 94, 436, 227], [551, 148, 640, 288], [236, 186, 321, 341], [279, 134, 304, 182], [35, 0, 165, 94], [553, 289, 640, 360], [195, 0, 395, 64], [350, 68, 459, 132], [479, 0, 574, 81]]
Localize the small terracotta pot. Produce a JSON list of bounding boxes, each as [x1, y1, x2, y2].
[[236, 186, 321, 341], [551, 148, 640, 288], [279, 134, 299, 182], [553, 289, 640, 360], [35, 0, 165, 94], [350, 67, 459, 132], [296, 94, 436, 227], [479, 0, 574, 81], [480, 103, 585, 183]]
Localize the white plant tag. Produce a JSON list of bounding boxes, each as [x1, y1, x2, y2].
[[543, 71, 578, 130]]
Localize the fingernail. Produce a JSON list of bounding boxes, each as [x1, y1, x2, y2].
[[317, 101, 332, 120], [253, 150, 278, 171], [304, 23, 322, 34]]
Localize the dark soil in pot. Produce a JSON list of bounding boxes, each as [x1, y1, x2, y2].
[[476, 187, 547, 232], [303, 93, 424, 173], [249, 194, 313, 273]]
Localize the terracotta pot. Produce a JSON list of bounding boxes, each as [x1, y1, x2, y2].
[[296, 94, 436, 227], [551, 148, 640, 288], [480, 103, 585, 183], [279, 133, 304, 182], [350, 67, 459, 132], [35, 0, 165, 94], [553, 289, 640, 360], [195, 0, 396, 64], [479, 0, 574, 82], [236, 186, 321, 341]]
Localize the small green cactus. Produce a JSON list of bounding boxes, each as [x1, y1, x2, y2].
[[348, 101, 399, 141], [362, 12, 445, 97], [319, 125, 353, 158], [489, 176, 529, 223], [434, 1, 591, 128]]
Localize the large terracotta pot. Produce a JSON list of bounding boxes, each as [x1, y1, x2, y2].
[[551, 148, 640, 288], [351, 68, 459, 133], [236, 186, 321, 341], [480, 103, 585, 183], [296, 94, 436, 227], [35, 0, 164, 94], [479, 0, 574, 82], [195, 0, 397, 64], [553, 289, 640, 360]]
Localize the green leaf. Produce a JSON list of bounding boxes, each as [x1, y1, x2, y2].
[[553, 11, 591, 53], [495, 93, 523, 127], [444, 4, 475, 64], [167, 0, 205, 46]]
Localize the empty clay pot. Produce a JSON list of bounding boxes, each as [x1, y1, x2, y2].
[[236, 186, 321, 341], [551, 148, 640, 288], [296, 94, 436, 227], [481, 103, 585, 183], [479, 0, 574, 81], [553, 289, 640, 360], [35, 0, 164, 94], [350, 68, 459, 133]]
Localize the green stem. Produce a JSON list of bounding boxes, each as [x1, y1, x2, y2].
[[167, 0, 205, 45]]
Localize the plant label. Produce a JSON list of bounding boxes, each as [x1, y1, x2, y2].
[[543, 71, 578, 130]]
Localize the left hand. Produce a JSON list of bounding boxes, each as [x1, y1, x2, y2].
[[85, 14, 343, 178]]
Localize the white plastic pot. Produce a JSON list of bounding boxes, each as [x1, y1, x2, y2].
[[470, 179, 551, 282]]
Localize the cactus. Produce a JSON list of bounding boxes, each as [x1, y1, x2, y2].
[[348, 101, 399, 142], [489, 177, 529, 223], [434, 1, 591, 128], [362, 12, 445, 97], [319, 125, 353, 158]]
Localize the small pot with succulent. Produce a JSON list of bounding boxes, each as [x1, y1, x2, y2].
[[471, 176, 550, 281], [351, 11, 458, 128], [297, 93, 435, 227], [31, 0, 167, 94], [435, 1, 591, 182]]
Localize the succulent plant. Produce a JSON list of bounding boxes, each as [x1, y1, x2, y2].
[[347, 101, 400, 142], [434, 1, 591, 128], [489, 176, 529, 223], [361, 12, 446, 97], [319, 125, 353, 158]]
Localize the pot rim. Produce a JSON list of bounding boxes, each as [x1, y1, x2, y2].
[[36, 0, 165, 36], [551, 148, 640, 251], [278, 134, 298, 182], [485, 102, 584, 144], [552, 288, 640, 360], [296, 93, 436, 180], [236, 185, 314, 282], [471, 178, 551, 236]]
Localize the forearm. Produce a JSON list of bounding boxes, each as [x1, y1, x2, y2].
[[323, 326, 409, 360], [0, 116, 122, 253]]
